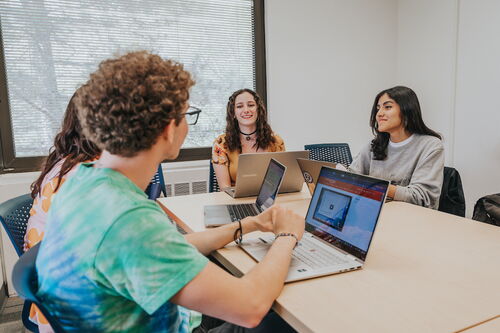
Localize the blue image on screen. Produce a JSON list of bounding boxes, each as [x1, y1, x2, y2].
[[312, 188, 351, 231]]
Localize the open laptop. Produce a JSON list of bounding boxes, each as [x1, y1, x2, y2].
[[204, 158, 286, 227], [240, 166, 389, 282], [297, 158, 347, 195], [224, 150, 309, 198]]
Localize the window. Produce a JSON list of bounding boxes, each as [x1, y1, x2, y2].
[[0, 0, 266, 172]]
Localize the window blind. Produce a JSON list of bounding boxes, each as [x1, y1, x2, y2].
[[0, 0, 256, 158]]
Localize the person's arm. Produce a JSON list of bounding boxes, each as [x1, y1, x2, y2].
[[212, 136, 233, 189], [393, 146, 445, 209], [185, 217, 256, 255], [173, 205, 304, 328], [273, 133, 285, 152], [348, 142, 371, 175], [185, 204, 289, 255], [213, 163, 232, 189], [387, 184, 397, 200]]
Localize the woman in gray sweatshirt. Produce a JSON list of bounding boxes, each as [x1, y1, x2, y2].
[[349, 86, 444, 209]]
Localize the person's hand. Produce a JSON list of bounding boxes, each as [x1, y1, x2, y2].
[[254, 205, 305, 241], [251, 205, 278, 233], [271, 205, 305, 241]]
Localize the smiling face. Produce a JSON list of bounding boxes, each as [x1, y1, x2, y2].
[[234, 91, 257, 127], [375, 93, 404, 134]]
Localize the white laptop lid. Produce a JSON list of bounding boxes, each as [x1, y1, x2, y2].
[[233, 150, 309, 197], [305, 167, 389, 262]]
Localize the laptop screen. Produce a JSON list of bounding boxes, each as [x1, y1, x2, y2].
[[256, 158, 286, 210], [305, 167, 388, 261]]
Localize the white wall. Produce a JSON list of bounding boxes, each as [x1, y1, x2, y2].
[[397, 0, 500, 216], [397, 0, 458, 164], [454, 0, 500, 216], [265, 0, 398, 155]]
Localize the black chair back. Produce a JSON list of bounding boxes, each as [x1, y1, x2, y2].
[[0, 193, 33, 256], [472, 193, 500, 226], [0, 193, 39, 332], [304, 143, 353, 166], [438, 166, 466, 217]]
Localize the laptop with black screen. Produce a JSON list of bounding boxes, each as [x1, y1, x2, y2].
[[204, 159, 286, 227], [240, 167, 389, 282]]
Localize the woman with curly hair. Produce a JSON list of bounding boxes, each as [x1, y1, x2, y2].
[[212, 88, 285, 189], [349, 86, 444, 209], [24, 90, 101, 332]]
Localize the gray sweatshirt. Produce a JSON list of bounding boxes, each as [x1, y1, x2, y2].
[[349, 134, 444, 209]]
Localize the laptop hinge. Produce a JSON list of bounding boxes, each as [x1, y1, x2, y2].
[[311, 234, 364, 264]]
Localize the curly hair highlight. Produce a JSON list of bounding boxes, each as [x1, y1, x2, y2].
[[75, 51, 194, 157], [225, 88, 275, 152]]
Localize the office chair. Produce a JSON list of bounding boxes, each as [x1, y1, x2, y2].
[[0, 193, 39, 332], [438, 166, 466, 217], [145, 164, 167, 200], [304, 143, 353, 167], [472, 193, 500, 226], [209, 161, 220, 193], [12, 242, 66, 333]]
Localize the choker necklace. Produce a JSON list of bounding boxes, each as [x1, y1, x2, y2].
[[239, 129, 257, 141]]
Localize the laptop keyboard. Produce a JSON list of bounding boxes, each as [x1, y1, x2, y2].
[[291, 236, 349, 270], [227, 204, 259, 221]]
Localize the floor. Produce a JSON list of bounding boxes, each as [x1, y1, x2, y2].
[[0, 297, 28, 333]]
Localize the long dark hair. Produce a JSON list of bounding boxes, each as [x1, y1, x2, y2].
[[225, 88, 275, 152], [31, 92, 101, 198], [370, 86, 441, 160]]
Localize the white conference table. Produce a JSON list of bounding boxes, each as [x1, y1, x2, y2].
[[157, 189, 500, 333]]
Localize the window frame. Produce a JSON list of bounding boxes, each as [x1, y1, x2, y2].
[[0, 0, 266, 173]]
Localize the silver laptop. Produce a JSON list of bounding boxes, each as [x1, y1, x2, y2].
[[240, 167, 389, 282], [204, 159, 286, 227], [224, 150, 309, 198], [297, 158, 347, 195]]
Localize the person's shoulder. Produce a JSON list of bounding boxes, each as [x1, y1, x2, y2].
[[414, 134, 444, 151], [213, 133, 227, 146], [358, 141, 372, 154], [42, 158, 66, 183], [272, 132, 284, 143], [271, 132, 285, 151], [116, 202, 169, 228]]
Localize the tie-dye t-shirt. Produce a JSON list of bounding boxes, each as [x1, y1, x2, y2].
[[24, 158, 81, 331], [36, 163, 208, 332]]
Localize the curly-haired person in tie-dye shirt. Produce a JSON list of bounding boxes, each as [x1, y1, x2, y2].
[[24, 91, 101, 333], [35, 51, 305, 333]]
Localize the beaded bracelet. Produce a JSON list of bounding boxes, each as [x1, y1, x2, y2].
[[233, 219, 243, 245], [275, 232, 299, 248]]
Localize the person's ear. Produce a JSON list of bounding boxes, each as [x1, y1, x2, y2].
[[162, 120, 176, 144]]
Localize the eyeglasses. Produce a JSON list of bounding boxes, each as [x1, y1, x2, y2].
[[181, 106, 202, 125]]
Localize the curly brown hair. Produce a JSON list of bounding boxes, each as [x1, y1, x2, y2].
[[31, 91, 101, 198], [225, 88, 275, 152], [75, 51, 194, 157]]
